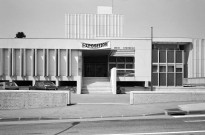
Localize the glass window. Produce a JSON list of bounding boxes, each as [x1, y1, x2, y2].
[[117, 70, 125, 77], [124, 70, 134, 77], [126, 64, 134, 69], [109, 64, 116, 70], [126, 57, 134, 62], [168, 66, 174, 72], [109, 57, 116, 62], [117, 64, 125, 69], [117, 57, 125, 62], [159, 66, 166, 72], [159, 51, 166, 63], [152, 65, 158, 72], [176, 68, 182, 72]]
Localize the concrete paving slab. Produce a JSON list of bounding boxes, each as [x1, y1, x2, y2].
[[178, 102, 205, 111]]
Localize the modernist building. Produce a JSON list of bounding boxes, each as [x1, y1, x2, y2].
[[0, 7, 204, 94]]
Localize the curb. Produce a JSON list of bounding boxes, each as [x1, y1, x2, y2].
[[165, 109, 205, 116], [0, 115, 172, 125]]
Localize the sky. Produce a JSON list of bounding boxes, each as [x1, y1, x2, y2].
[[0, 0, 205, 38]]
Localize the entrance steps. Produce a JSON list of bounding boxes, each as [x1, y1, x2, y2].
[[82, 77, 112, 94]]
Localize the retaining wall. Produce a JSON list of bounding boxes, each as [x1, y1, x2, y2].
[[130, 91, 205, 105], [0, 90, 71, 110]]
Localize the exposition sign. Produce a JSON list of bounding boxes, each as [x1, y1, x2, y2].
[[81, 41, 110, 49]]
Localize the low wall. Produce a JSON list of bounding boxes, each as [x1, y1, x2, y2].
[[183, 78, 205, 86], [153, 87, 205, 91], [0, 90, 71, 110], [130, 91, 205, 105]]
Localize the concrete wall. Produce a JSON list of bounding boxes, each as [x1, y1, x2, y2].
[[186, 39, 205, 78], [183, 78, 205, 86], [130, 91, 205, 104], [0, 90, 71, 110]]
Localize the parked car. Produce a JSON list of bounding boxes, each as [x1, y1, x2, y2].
[[0, 82, 19, 90], [29, 81, 58, 90]]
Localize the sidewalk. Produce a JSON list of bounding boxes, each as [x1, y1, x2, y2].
[[0, 93, 204, 122]]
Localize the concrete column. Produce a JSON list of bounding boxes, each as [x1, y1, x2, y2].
[[76, 76, 82, 94], [11, 48, 14, 76], [0, 49, 3, 76], [182, 50, 184, 79], [174, 50, 176, 86], [69, 49, 72, 76], [31, 49, 34, 76], [35, 49, 37, 76], [23, 49, 26, 76], [111, 68, 117, 94], [58, 49, 60, 76], [46, 49, 49, 76], [20, 49, 22, 76], [43, 49, 46, 77], [157, 49, 160, 86], [8, 48, 11, 76], [66, 49, 69, 76], [55, 49, 57, 76]]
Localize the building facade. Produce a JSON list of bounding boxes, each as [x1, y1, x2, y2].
[[0, 7, 204, 94]]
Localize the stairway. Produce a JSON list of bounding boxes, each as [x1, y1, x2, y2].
[[82, 77, 112, 94]]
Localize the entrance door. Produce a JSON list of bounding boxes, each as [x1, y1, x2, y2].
[[84, 63, 107, 77]]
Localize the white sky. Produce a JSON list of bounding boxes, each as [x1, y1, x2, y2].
[[0, 0, 205, 38]]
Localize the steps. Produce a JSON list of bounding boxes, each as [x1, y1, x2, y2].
[[82, 77, 112, 94]]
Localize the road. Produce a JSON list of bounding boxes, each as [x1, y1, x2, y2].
[[0, 116, 205, 135]]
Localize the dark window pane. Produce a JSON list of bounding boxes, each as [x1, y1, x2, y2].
[[159, 51, 166, 63], [126, 57, 134, 62], [167, 51, 174, 63], [109, 57, 116, 62], [152, 65, 158, 72], [152, 50, 158, 63], [117, 57, 125, 62], [159, 73, 166, 86], [167, 73, 174, 86], [176, 73, 182, 86], [176, 68, 182, 72], [126, 64, 134, 69], [109, 64, 116, 70], [168, 66, 174, 72], [117, 64, 125, 69], [159, 66, 166, 72], [176, 51, 182, 63], [152, 73, 158, 86]]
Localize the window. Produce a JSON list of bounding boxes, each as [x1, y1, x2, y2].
[[126, 57, 134, 62], [152, 65, 158, 72], [168, 66, 174, 72], [109, 64, 116, 70], [176, 68, 182, 72], [109, 57, 116, 62], [117, 64, 125, 69], [117, 57, 125, 62], [126, 64, 134, 69], [159, 66, 166, 72]]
